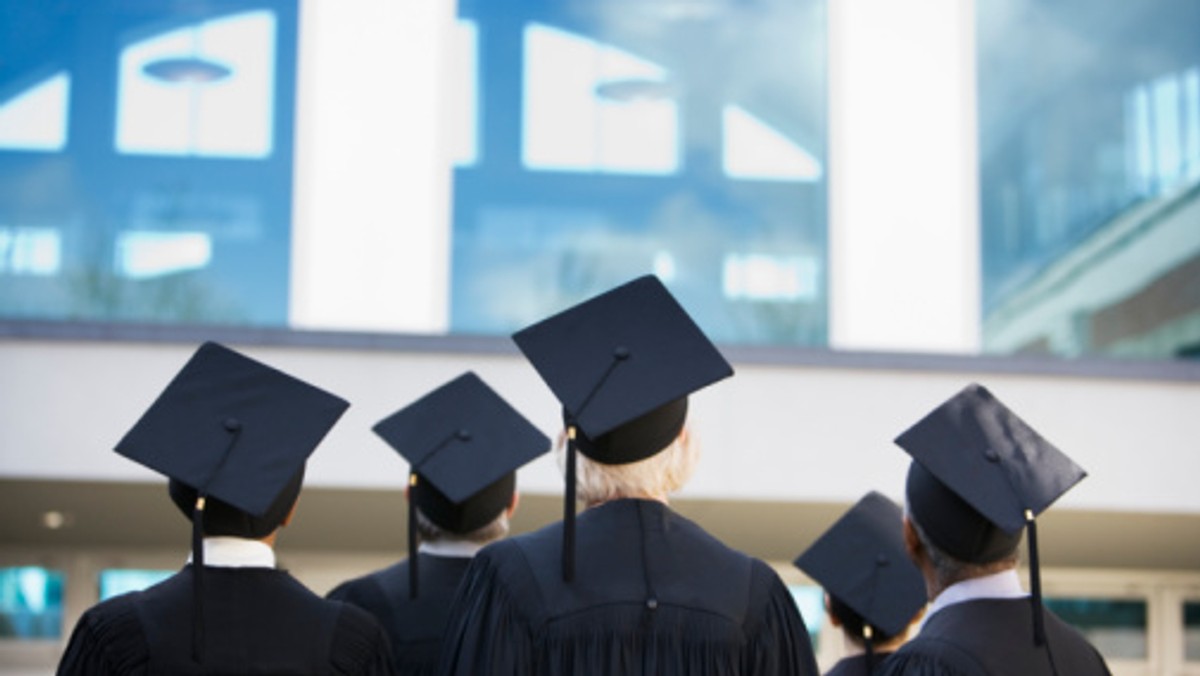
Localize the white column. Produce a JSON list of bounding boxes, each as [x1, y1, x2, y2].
[[828, 0, 981, 353], [289, 0, 455, 333]]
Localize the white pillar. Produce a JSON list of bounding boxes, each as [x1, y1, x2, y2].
[[828, 0, 981, 353], [290, 0, 456, 333]]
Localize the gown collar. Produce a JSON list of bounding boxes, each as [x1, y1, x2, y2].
[[186, 536, 276, 568], [927, 568, 1027, 619], [420, 540, 485, 558]]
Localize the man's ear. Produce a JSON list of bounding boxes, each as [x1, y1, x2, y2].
[[507, 490, 520, 518], [903, 516, 922, 560]]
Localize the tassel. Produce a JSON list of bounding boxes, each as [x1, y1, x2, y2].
[[1026, 510, 1046, 647], [562, 426, 577, 583], [409, 473, 419, 599], [191, 496, 206, 664], [863, 624, 875, 672]]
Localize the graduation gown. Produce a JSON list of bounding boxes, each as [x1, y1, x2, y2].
[[438, 498, 819, 675], [328, 554, 472, 675], [825, 652, 892, 676], [57, 565, 396, 675], [875, 598, 1111, 675]]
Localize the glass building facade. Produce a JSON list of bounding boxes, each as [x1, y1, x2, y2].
[[0, 0, 1196, 361]]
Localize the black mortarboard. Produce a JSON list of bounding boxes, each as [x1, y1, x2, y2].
[[113, 341, 349, 664], [372, 371, 550, 597], [512, 274, 733, 580], [894, 383, 1087, 647], [794, 491, 926, 667]]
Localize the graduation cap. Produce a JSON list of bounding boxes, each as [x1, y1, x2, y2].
[[372, 371, 550, 598], [794, 492, 926, 669], [894, 383, 1087, 647], [113, 341, 350, 664], [512, 274, 733, 581]]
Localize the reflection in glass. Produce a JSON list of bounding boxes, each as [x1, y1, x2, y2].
[[453, 0, 828, 346], [977, 0, 1200, 359], [0, 1, 297, 328], [98, 569, 174, 601], [523, 23, 679, 175], [1044, 597, 1147, 660], [722, 106, 822, 182], [0, 72, 70, 152], [0, 227, 61, 276], [1186, 600, 1200, 661], [116, 11, 277, 158], [0, 567, 64, 640]]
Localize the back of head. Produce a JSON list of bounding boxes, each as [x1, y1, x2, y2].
[[905, 461, 1022, 565], [168, 466, 305, 540], [571, 422, 698, 504], [412, 469, 515, 543], [828, 594, 905, 647]]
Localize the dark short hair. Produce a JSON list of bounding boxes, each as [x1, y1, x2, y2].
[[168, 466, 304, 539]]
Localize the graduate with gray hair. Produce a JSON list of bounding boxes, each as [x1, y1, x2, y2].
[[327, 372, 549, 675], [438, 275, 819, 676], [876, 384, 1111, 676]]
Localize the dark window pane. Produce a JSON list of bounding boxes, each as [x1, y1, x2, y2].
[[1186, 600, 1200, 661], [1044, 597, 1147, 660]]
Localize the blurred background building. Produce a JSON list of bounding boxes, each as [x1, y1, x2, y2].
[[0, 0, 1197, 673]]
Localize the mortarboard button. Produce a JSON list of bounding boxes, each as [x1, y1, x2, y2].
[[223, 417, 242, 432]]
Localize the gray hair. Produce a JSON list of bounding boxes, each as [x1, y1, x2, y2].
[[558, 428, 699, 504], [414, 506, 510, 545], [908, 512, 1019, 590]]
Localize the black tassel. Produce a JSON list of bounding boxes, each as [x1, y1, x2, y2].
[[409, 473, 419, 599], [191, 497, 206, 664], [562, 427, 577, 583], [864, 625, 875, 672], [1027, 510, 1046, 647]]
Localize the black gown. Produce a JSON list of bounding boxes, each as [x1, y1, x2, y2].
[[327, 553, 472, 675], [875, 598, 1111, 675], [438, 498, 819, 675], [825, 652, 893, 676], [57, 565, 396, 675]]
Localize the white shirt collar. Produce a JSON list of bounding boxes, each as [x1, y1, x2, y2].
[[186, 536, 276, 568], [927, 568, 1027, 619], [419, 540, 484, 558]]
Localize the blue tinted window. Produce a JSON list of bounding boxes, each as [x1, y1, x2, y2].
[[1186, 600, 1200, 661], [0, 567, 64, 640], [451, 0, 829, 346], [977, 0, 1200, 359], [0, 1, 298, 327], [1044, 597, 1147, 660], [98, 569, 174, 600]]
